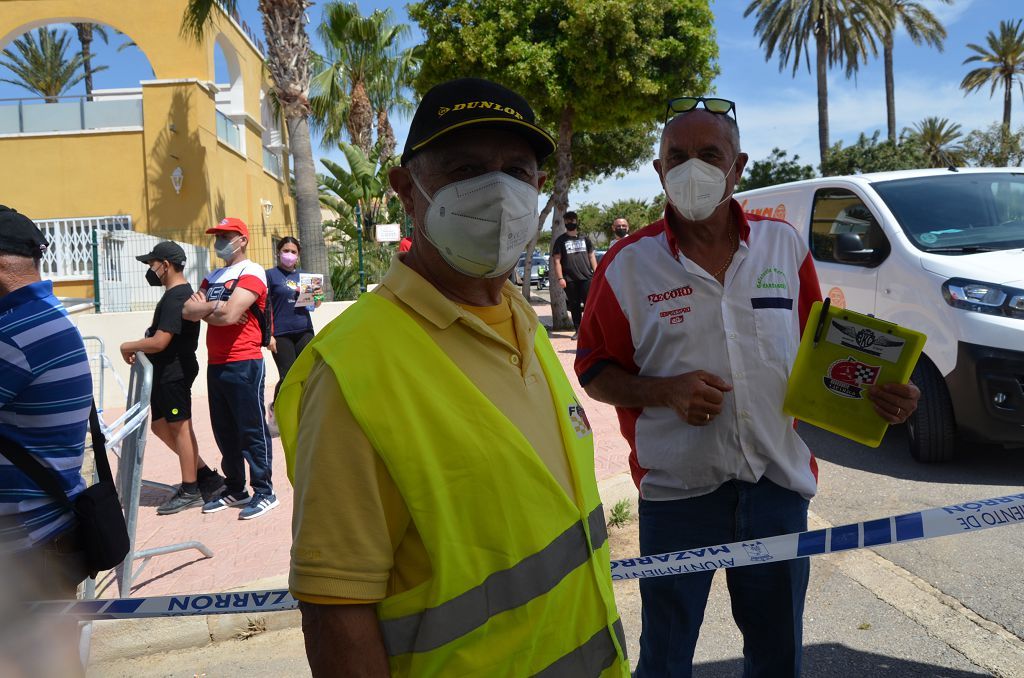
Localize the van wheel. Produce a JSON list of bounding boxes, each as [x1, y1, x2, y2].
[[906, 358, 956, 463]]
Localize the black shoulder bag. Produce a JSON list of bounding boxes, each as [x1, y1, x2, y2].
[[0, 403, 130, 577]]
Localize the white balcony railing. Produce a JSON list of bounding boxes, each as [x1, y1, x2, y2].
[[216, 109, 242, 151], [0, 93, 143, 135], [36, 215, 132, 281], [263, 147, 282, 178]]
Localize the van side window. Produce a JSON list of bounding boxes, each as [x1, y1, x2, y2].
[[991, 179, 1024, 225], [809, 188, 890, 267]]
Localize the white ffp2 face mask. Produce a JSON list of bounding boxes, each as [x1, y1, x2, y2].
[[664, 157, 736, 222], [411, 171, 540, 278]]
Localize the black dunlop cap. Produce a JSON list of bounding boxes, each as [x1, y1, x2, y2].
[[401, 78, 556, 166], [0, 206, 48, 258]]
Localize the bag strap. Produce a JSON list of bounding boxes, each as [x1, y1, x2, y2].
[[0, 401, 110, 508], [89, 402, 113, 485]]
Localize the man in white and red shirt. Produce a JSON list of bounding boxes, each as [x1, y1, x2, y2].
[[575, 102, 920, 677], [184, 217, 277, 520]]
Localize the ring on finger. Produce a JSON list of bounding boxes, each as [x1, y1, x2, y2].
[[704, 413, 711, 423], [896, 407, 902, 417]]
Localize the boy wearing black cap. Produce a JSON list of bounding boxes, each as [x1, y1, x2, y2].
[[120, 241, 224, 514]]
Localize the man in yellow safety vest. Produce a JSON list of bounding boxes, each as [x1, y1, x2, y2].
[[277, 78, 629, 677]]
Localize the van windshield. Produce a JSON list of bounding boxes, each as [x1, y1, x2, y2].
[[871, 172, 1024, 254]]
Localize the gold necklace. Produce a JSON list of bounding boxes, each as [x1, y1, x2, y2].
[[711, 227, 737, 279]]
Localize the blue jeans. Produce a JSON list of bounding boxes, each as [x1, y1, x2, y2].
[[207, 359, 273, 495], [636, 477, 810, 678]]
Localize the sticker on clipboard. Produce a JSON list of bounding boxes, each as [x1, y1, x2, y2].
[[825, 317, 906, 363], [823, 356, 880, 399]]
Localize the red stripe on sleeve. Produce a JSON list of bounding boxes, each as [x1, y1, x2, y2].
[[574, 256, 638, 384], [796, 252, 822, 338]]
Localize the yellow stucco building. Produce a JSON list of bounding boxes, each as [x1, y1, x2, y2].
[[0, 0, 296, 298]]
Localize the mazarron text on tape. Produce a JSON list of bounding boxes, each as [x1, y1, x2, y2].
[[28, 492, 1024, 620]]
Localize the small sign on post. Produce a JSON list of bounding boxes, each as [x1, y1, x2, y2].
[[375, 223, 401, 242]]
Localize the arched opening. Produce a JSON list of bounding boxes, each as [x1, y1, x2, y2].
[[0, 19, 153, 134], [213, 33, 244, 153]]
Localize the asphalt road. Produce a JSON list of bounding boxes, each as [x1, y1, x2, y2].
[[805, 422, 1024, 643]]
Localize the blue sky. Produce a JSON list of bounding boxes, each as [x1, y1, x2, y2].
[[1, 0, 1019, 219]]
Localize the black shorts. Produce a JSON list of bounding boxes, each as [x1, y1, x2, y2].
[[151, 379, 194, 422]]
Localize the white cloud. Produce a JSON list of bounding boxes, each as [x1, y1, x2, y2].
[[920, 0, 978, 27]]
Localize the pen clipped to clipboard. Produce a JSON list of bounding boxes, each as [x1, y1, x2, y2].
[[784, 300, 927, 447]]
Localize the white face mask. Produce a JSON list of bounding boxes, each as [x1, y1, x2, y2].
[[664, 157, 736, 222], [410, 171, 539, 278]]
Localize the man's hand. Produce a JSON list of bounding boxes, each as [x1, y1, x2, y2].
[[268, 336, 277, 354], [661, 370, 734, 426], [868, 381, 921, 424], [118, 343, 135, 365], [183, 289, 212, 321], [559, 278, 567, 289]]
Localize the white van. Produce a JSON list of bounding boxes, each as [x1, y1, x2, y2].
[[735, 168, 1024, 462]]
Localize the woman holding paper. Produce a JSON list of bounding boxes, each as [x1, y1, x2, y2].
[[265, 237, 320, 425]]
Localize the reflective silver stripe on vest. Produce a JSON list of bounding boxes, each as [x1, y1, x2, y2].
[[589, 501, 608, 550], [381, 504, 606, 657], [531, 619, 625, 677]]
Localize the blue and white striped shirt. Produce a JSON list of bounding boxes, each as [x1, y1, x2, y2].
[[0, 280, 92, 551]]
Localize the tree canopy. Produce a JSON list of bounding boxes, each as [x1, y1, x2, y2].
[[820, 130, 926, 175], [961, 123, 1024, 167], [738, 148, 816, 191], [409, 0, 717, 327], [0, 27, 87, 102], [410, 0, 717, 133]]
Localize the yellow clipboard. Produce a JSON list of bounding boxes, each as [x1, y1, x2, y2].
[[783, 300, 926, 447]]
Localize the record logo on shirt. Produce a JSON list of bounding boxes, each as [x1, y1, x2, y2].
[[823, 356, 880, 399]]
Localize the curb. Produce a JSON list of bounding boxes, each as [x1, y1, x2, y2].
[[88, 575, 294, 664], [87, 471, 636, 664]]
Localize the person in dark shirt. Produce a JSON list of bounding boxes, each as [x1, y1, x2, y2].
[[120, 241, 224, 515], [265, 237, 319, 424], [551, 211, 597, 339]]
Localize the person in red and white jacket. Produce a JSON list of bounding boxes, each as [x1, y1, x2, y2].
[[575, 102, 920, 677], [184, 217, 278, 521]]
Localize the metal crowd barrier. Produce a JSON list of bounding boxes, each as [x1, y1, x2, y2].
[[77, 345, 213, 667], [114, 351, 213, 597]]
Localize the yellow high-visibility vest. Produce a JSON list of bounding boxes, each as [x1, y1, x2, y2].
[[277, 292, 628, 677]]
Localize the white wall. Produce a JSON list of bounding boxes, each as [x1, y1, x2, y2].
[[73, 301, 356, 409]]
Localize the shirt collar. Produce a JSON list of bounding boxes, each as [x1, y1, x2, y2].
[[662, 199, 752, 258], [0, 280, 54, 314], [379, 255, 534, 331]]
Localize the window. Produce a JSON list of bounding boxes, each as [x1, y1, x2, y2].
[[872, 172, 1024, 252], [809, 188, 890, 267]]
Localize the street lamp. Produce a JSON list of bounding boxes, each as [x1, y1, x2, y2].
[[171, 167, 184, 195]]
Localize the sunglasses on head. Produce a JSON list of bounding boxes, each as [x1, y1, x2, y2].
[[665, 96, 737, 124]]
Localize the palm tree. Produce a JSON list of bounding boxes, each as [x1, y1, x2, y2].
[[311, 2, 410, 155], [366, 44, 421, 162], [182, 0, 332, 299], [881, 1, 949, 142], [0, 27, 86, 103], [903, 117, 963, 167], [744, 0, 893, 165], [73, 23, 110, 100], [961, 19, 1024, 133], [320, 139, 400, 293]]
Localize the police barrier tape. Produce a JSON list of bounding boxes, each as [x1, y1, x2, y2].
[[29, 492, 1024, 620]]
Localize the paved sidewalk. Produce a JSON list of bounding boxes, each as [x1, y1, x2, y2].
[[104, 328, 630, 598]]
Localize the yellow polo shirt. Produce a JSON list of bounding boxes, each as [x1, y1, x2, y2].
[[290, 257, 575, 604]]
